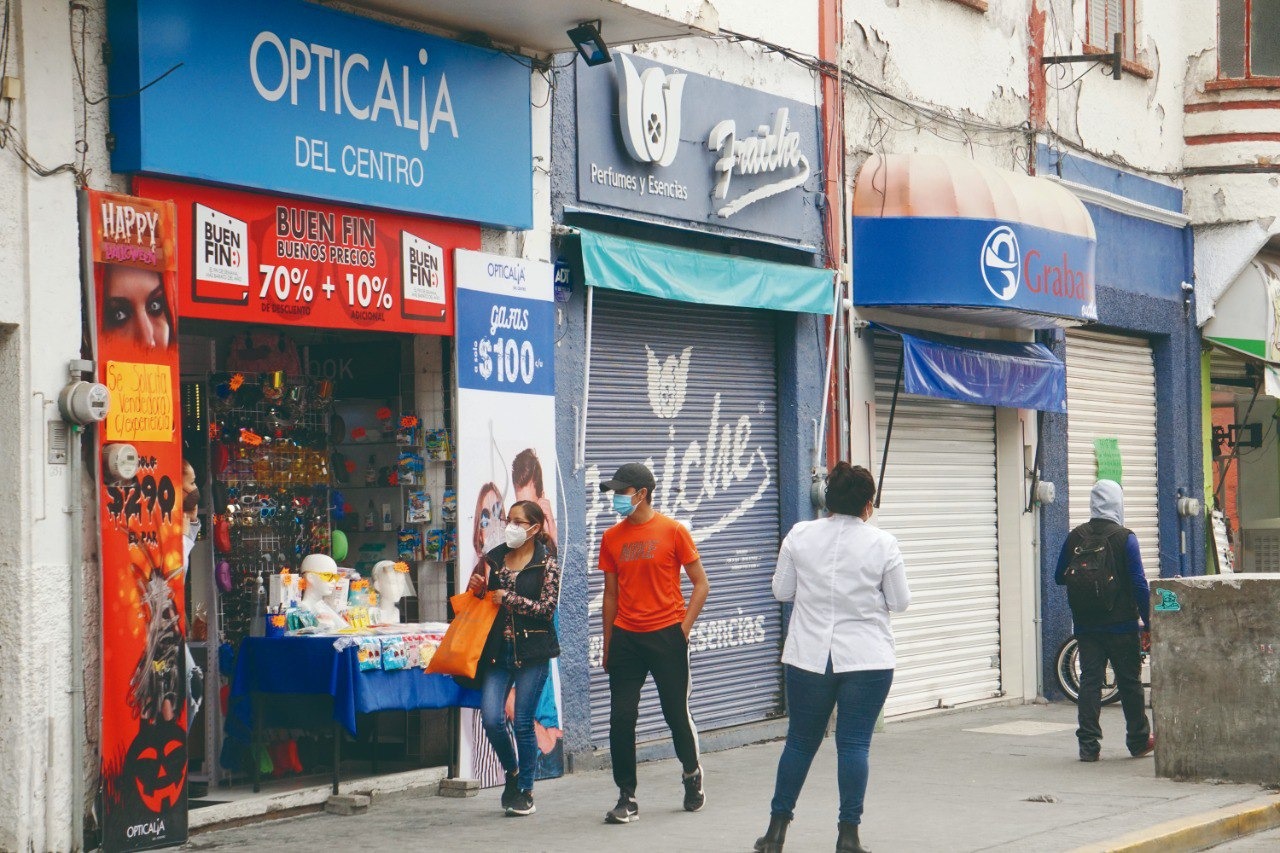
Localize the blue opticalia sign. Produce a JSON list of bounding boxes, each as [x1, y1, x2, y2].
[[454, 251, 555, 396], [852, 217, 1098, 324], [107, 0, 532, 229]]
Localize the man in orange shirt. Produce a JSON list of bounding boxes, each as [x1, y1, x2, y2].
[[599, 463, 711, 824]]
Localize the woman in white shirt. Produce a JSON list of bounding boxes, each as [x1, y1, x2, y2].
[[754, 463, 911, 853]]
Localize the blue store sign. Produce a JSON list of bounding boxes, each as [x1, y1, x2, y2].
[[107, 0, 532, 229], [454, 252, 555, 397], [851, 154, 1098, 327], [574, 55, 823, 248], [853, 217, 1098, 324]]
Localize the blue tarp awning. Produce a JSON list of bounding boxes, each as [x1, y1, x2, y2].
[[881, 325, 1066, 413], [578, 229, 835, 314]]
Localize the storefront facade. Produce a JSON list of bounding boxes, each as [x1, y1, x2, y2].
[[1201, 256, 1280, 574], [551, 52, 834, 760], [92, 0, 540, 847], [1034, 146, 1204, 697], [848, 146, 1202, 711], [849, 152, 1090, 715]]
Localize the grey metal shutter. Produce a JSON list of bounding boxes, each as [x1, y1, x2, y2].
[[585, 290, 783, 744], [1066, 330, 1161, 579], [873, 335, 1003, 716]]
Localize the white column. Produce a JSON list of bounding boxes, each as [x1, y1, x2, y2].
[[0, 1, 85, 850]]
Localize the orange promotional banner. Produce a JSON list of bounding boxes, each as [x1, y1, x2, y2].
[[88, 189, 188, 852]]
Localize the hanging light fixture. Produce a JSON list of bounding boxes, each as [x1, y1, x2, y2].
[[568, 21, 612, 67]]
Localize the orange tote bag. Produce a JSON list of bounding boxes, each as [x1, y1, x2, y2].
[[427, 591, 501, 678]]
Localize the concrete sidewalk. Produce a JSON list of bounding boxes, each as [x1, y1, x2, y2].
[[183, 702, 1279, 852]]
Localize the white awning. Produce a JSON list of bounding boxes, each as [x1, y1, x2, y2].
[[1204, 256, 1280, 365]]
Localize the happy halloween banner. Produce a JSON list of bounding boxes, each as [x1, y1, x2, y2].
[[87, 189, 189, 851]]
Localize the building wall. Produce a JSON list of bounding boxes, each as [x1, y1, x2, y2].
[[548, 28, 827, 761], [1178, 0, 1280, 227], [1038, 161, 1201, 695], [0, 0, 555, 846], [0, 1, 100, 849]]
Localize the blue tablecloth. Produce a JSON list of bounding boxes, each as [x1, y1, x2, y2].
[[230, 636, 480, 736]]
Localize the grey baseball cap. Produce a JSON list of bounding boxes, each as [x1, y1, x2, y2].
[[600, 462, 656, 493]]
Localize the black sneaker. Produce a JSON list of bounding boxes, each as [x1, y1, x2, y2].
[[501, 771, 519, 811], [506, 789, 535, 816], [682, 766, 705, 812], [605, 792, 639, 824], [1079, 750, 1100, 762]]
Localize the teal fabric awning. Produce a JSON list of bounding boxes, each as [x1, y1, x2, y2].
[[578, 229, 835, 314]]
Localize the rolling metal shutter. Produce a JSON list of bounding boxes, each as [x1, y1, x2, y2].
[[874, 335, 1003, 716], [1066, 330, 1161, 579], [585, 289, 783, 744]]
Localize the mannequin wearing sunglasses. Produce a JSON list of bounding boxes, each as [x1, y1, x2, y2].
[[299, 555, 347, 632]]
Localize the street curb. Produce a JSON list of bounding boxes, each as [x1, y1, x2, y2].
[[1066, 794, 1280, 853], [188, 765, 448, 833]]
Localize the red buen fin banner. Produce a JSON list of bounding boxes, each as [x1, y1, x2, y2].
[[88, 189, 188, 851], [133, 176, 480, 335]]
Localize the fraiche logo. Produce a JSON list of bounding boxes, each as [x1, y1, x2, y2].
[[980, 226, 1021, 302], [617, 54, 685, 167]]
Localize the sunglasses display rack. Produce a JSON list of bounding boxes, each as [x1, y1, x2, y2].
[[329, 398, 451, 580], [213, 395, 332, 645]]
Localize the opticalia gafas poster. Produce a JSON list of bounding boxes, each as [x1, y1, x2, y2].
[[86, 189, 189, 851], [453, 250, 564, 787]]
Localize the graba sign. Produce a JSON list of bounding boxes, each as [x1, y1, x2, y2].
[[574, 54, 823, 247]]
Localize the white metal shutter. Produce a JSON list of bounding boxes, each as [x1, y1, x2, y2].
[[873, 335, 1002, 716], [1066, 330, 1161, 579], [585, 290, 784, 743]]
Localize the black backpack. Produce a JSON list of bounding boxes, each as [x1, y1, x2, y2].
[[1062, 522, 1132, 625]]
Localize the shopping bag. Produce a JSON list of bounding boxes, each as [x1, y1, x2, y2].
[[426, 591, 500, 679]]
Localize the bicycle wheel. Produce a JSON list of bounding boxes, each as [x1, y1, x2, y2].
[[1054, 637, 1121, 705]]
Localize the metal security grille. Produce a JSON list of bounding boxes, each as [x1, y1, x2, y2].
[[873, 334, 1003, 716], [585, 289, 783, 744], [1066, 330, 1161, 579]]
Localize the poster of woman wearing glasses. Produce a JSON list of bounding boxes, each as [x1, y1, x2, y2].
[[87, 189, 189, 852], [454, 250, 562, 788]]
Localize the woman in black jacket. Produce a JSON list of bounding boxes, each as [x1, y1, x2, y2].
[[467, 499, 561, 816]]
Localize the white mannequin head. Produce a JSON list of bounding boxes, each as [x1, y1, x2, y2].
[[299, 554, 345, 629], [371, 560, 413, 624]]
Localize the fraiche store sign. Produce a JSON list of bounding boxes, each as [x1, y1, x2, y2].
[[107, 0, 531, 229], [575, 54, 822, 247]]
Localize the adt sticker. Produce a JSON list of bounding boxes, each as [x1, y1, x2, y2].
[[1153, 589, 1181, 612], [553, 258, 573, 303]]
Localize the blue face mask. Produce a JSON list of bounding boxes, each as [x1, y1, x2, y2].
[[612, 492, 637, 516]]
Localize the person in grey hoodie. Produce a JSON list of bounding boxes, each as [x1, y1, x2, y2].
[[1055, 479, 1154, 762]]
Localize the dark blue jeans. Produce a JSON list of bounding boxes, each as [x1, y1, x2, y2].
[[479, 643, 550, 792], [770, 662, 894, 825]]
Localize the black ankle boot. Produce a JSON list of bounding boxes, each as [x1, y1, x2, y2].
[[836, 821, 870, 853], [753, 814, 790, 852], [500, 770, 519, 811]]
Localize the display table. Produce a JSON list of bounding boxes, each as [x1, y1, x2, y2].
[[229, 636, 480, 792]]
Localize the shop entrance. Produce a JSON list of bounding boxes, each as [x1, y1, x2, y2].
[[1065, 330, 1161, 578], [872, 334, 1003, 716], [584, 290, 785, 744], [1208, 347, 1278, 573], [179, 321, 456, 800]]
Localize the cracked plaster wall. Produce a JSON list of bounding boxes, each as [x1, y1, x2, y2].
[[841, 1, 1030, 173], [1043, 0, 1186, 177], [632, 0, 821, 106]]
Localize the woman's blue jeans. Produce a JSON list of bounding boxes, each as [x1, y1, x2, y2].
[[770, 662, 894, 825], [479, 644, 549, 792]]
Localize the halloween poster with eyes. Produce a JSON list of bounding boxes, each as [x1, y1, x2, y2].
[[87, 189, 188, 851]]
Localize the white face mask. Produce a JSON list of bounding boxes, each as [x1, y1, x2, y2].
[[503, 523, 530, 549]]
